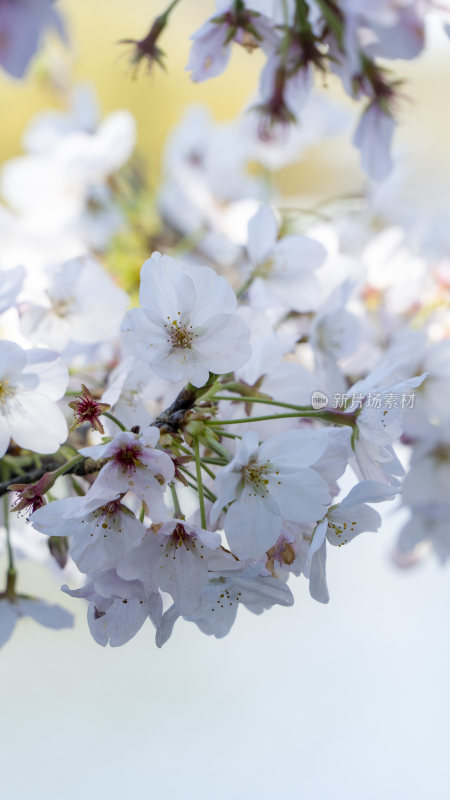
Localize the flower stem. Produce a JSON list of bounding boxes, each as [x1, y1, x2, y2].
[[203, 435, 232, 460], [2, 494, 16, 594], [102, 411, 127, 432], [178, 468, 217, 504], [50, 454, 85, 481], [193, 437, 207, 529], [2, 495, 14, 574], [206, 410, 356, 427], [170, 482, 184, 519], [235, 274, 254, 299], [161, 0, 182, 21], [200, 462, 217, 480], [213, 395, 316, 411]]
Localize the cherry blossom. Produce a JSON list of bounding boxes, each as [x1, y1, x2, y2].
[[212, 429, 331, 559], [0, 340, 68, 457], [62, 571, 162, 647], [117, 520, 222, 615], [19, 256, 128, 351], [0, 0, 449, 653], [0, 0, 65, 79], [121, 253, 251, 387], [244, 204, 327, 312], [0, 266, 25, 315], [353, 104, 396, 182], [30, 496, 146, 574], [156, 561, 294, 645], [187, 1, 277, 83], [78, 427, 175, 520], [0, 594, 73, 648]]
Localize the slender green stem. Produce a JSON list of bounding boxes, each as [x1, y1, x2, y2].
[[51, 454, 85, 481], [70, 476, 86, 497], [207, 413, 304, 425], [207, 410, 356, 428], [161, 0, 182, 20], [193, 438, 207, 529], [139, 504, 145, 523], [2, 494, 15, 577], [235, 274, 254, 299], [200, 461, 216, 480], [102, 411, 127, 432], [60, 443, 80, 458], [176, 442, 193, 457], [170, 482, 183, 518], [178, 472, 202, 497], [32, 453, 42, 470], [213, 395, 316, 412], [203, 436, 232, 460], [179, 467, 217, 503], [211, 430, 242, 441]]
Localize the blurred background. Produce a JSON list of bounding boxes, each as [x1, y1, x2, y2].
[[1, 2, 450, 798], [1, 0, 450, 196]]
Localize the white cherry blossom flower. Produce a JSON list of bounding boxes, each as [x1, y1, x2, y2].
[[1, 109, 135, 251], [121, 253, 251, 387], [301, 480, 398, 603], [0, 0, 66, 79], [187, 1, 277, 83], [156, 561, 294, 645], [19, 255, 129, 351], [211, 429, 331, 559], [0, 594, 73, 649], [397, 508, 450, 565], [347, 373, 427, 484], [22, 84, 99, 155], [117, 519, 222, 615], [63, 571, 162, 647], [309, 281, 361, 392], [79, 427, 175, 521], [245, 204, 327, 312], [353, 104, 396, 182], [0, 265, 25, 315], [30, 496, 146, 574], [0, 340, 68, 457]]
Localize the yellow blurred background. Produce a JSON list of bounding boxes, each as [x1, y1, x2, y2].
[[0, 0, 449, 200]]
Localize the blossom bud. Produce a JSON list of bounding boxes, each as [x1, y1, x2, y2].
[[9, 473, 56, 516]]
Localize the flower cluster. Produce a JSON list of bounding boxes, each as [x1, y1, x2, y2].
[[0, 7, 449, 651]]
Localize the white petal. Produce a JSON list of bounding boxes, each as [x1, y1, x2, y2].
[[187, 265, 237, 323], [259, 429, 327, 470], [268, 468, 330, 523], [309, 541, 329, 603], [9, 392, 67, 454], [224, 493, 282, 559], [247, 204, 278, 265], [17, 598, 74, 629], [194, 313, 251, 374]]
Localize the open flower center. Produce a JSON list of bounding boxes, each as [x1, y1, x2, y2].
[[162, 524, 205, 559], [0, 380, 15, 409], [49, 294, 75, 318], [241, 458, 272, 496], [254, 257, 275, 280], [164, 315, 196, 349], [113, 443, 143, 474]]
